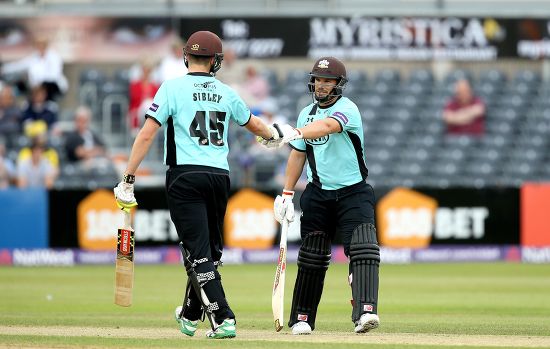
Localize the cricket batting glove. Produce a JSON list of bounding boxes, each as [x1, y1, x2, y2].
[[274, 189, 295, 223], [257, 124, 284, 149], [277, 123, 303, 144], [114, 174, 138, 213]]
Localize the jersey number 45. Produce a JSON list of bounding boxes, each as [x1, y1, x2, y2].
[[189, 110, 226, 146]]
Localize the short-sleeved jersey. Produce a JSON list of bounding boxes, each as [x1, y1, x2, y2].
[[145, 72, 251, 171], [289, 96, 368, 190]]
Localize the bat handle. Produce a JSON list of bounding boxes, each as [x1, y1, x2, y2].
[[123, 210, 132, 230], [280, 218, 289, 246]]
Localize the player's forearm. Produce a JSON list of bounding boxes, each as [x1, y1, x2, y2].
[[245, 115, 273, 139], [297, 118, 340, 139], [125, 134, 154, 175], [125, 119, 160, 176], [283, 151, 306, 190]]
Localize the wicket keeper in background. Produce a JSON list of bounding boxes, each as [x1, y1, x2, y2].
[[261, 57, 380, 335], [114, 30, 285, 339]]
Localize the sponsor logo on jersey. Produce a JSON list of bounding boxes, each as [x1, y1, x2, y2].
[[305, 135, 329, 145], [332, 111, 349, 125], [194, 81, 216, 89], [149, 103, 159, 112]]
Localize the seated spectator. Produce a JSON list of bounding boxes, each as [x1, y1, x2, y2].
[[64, 106, 106, 164], [215, 47, 244, 87], [0, 84, 22, 145], [248, 98, 289, 159], [443, 79, 485, 136], [18, 120, 59, 170], [17, 139, 58, 189], [157, 36, 188, 82], [20, 84, 58, 131], [1, 36, 68, 101], [241, 65, 270, 108], [128, 56, 160, 133], [0, 139, 16, 189]]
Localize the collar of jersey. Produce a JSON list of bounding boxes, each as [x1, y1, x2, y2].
[[317, 96, 342, 109], [187, 72, 212, 77]]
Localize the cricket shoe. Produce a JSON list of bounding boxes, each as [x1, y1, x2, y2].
[[354, 313, 380, 333], [291, 321, 312, 335], [206, 319, 236, 339], [174, 306, 198, 337]]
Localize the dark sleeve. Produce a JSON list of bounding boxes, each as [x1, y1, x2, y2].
[[145, 114, 162, 126], [92, 132, 105, 147], [64, 132, 82, 162], [289, 143, 306, 152], [327, 116, 344, 133], [239, 113, 252, 127]]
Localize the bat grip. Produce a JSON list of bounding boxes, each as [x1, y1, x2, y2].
[[123, 210, 132, 230]]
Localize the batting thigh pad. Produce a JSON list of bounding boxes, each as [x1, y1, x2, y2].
[[349, 223, 380, 323], [289, 232, 331, 330]]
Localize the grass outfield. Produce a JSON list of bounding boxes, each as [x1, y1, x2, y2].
[[1, 262, 550, 348]]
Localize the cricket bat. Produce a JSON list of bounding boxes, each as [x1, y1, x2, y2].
[[272, 218, 289, 332], [115, 210, 135, 307]]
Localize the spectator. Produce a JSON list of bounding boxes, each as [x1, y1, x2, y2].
[[64, 106, 106, 164], [17, 120, 59, 171], [17, 138, 58, 189], [248, 98, 289, 159], [443, 79, 485, 136], [128, 56, 160, 133], [156, 36, 188, 82], [241, 64, 270, 108], [0, 139, 16, 189], [215, 47, 244, 87], [20, 84, 58, 131], [0, 85, 22, 144], [1, 36, 68, 101]]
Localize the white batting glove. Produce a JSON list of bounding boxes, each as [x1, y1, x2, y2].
[[277, 123, 303, 144], [114, 180, 137, 213], [274, 189, 295, 223]]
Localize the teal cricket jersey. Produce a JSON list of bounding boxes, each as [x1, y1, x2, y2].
[[289, 96, 368, 190], [145, 72, 251, 171]]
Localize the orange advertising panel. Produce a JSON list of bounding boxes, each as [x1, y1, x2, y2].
[[224, 188, 277, 249], [77, 189, 128, 250], [521, 183, 550, 247], [377, 187, 438, 248]]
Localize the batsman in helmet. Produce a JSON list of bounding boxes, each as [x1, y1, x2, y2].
[[114, 30, 289, 339], [259, 57, 380, 335]]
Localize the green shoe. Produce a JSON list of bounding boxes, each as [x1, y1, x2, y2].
[[206, 319, 236, 339], [175, 306, 198, 337]]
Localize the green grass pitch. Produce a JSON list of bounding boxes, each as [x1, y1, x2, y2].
[[1, 262, 549, 348]]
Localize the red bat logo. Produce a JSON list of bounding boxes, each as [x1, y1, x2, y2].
[[119, 230, 131, 255]]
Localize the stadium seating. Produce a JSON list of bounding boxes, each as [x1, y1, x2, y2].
[[71, 66, 549, 189]]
